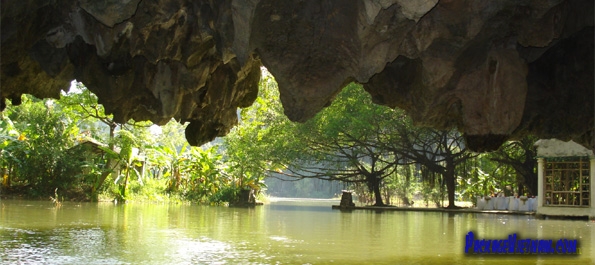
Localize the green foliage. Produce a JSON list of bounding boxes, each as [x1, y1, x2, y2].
[[183, 146, 225, 201], [0, 75, 538, 207], [278, 84, 405, 205], [0, 85, 235, 204], [0, 96, 90, 198], [208, 185, 237, 205], [220, 70, 288, 202]]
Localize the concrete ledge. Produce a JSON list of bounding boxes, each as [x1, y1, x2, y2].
[[332, 205, 536, 215], [537, 206, 594, 220]]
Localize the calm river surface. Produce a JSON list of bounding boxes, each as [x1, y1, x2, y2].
[[1, 198, 593, 264]]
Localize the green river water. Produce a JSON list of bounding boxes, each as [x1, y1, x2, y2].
[[1, 198, 593, 264]]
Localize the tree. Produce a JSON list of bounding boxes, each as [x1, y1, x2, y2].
[[59, 84, 120, 200], [233, 79, 471, 207], [221, 70, 287, 203], [186, 146, 225, 201], [0, 84, 241, 203], [489, 136, 538, 196], [386, 122, 475, 208], [0, 95, 88, 198], [273, 83, 406, 206], [60, 83, 155, 201], [113, 130, 141, 202], [0, 114, 22, 190]]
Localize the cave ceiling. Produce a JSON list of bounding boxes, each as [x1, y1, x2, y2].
[[1, 0, 593, 151]]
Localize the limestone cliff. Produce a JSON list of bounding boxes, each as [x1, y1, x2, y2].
[[1, 0, 593, 150]]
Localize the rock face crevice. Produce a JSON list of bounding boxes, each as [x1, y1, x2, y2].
[[1, 0, 593, 150], [2, 0, 261, 145]]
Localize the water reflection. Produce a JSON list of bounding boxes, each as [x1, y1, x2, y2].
[[0, 199, 593, 264]]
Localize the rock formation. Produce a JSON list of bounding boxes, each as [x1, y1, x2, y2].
[[1, 0, 593, 151]]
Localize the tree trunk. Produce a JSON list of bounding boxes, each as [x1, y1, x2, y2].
[[92, 159, 118, 201], [91, 124, 117, 201], [522, 158, 537, 196], [367, 174, 384, 206], [120, 167, 130, 202], [444, 156, 457, 209], [373, 182, 384, 206], [517, 181, 525, 197]]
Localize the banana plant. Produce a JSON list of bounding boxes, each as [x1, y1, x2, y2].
[[184, 146, 223, 201], [104, 130, 142, 202], [149, 142, 189, 193]]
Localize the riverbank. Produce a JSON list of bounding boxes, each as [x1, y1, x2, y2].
[[1, 189, 271, 206]]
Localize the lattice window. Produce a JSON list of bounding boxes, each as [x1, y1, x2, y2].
[[543, 158, 590, 207]]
